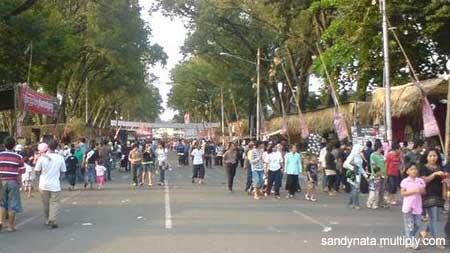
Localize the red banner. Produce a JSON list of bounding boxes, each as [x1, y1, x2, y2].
[[184, 113, 190, 124], [422, 97, 440, 137], [136, 127, 152, 138], [18, 85, 57, 116]]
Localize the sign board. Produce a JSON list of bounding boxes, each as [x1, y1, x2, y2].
[[351, 125, 386, 147], [111, 120, 220, 129], [18, 85, 58, 116]]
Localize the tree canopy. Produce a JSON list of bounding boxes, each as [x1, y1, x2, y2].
[[0, 0, 167, 129], [155, 0, 450, 123]]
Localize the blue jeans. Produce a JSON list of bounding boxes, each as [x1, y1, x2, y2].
[[85, 164, 96, 184], [0, 180, 22, 213], [426, 206, 441, 238], [348, 175, 361, 207], [403, 213, 421, 239], [266, 170, 282, 196], [105, 160, 112, 181], [252, 170, 264, 189], [245, 163, 252, 192]]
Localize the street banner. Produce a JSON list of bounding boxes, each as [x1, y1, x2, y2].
[[18, 84, 57, 117], [136, 127, 152, 138], [333, 112, 348, 141], [422, 97, 440, 137], [184, 113, 190, 124]]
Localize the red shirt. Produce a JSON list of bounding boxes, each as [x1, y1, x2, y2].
[[0, 151, 25, 181], [386, 151, 400, 177]]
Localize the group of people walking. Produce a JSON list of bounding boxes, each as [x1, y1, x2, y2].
[[0, 137, 66, 231]]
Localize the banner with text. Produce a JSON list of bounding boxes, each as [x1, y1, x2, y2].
[[18, 85, 57, 117]]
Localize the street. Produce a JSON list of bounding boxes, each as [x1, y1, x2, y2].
[[0, 154, 446, 253]]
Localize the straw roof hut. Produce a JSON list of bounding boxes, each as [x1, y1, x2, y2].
[[267, 102, 372, 136], [370, 78, 448, 124]]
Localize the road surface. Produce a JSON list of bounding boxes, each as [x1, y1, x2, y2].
[[0, 154, 447, 253]]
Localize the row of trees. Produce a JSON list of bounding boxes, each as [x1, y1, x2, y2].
[[0, 0, 166, 130], [157, 0, 450, 124]]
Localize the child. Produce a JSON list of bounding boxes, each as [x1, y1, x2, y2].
[[95, 161, 107, 190], [22, 157, 34, 198], [66, 149, 78, 191], [305, 156, 318, 202], [366, 167, 382, 209], [400, 163, 426, 249]]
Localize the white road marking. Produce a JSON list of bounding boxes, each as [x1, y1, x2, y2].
[[293, 210, 333, 233], [17, 190, 81, 229], [164, 180, 173, 229]]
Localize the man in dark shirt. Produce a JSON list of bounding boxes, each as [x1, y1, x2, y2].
[[66, 149, 78, 190], [0, 137, 25, 232], [99, 141, 112, 181]]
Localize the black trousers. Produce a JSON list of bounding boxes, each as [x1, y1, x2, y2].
[[192, 164, 205, 179], [266, 170, 282, 196], [286, 174, 299, 196], [225, 162, 237, 191], [204, 155, 212, 168], [327, 175, 336, 191]]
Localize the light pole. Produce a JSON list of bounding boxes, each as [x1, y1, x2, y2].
[[380, 0, 392, 144], [221, 88, 225, 143], [256, 48, 261, 141], [219, 50, 263, 140]]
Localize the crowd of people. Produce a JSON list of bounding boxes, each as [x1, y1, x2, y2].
[[0, 134, 449, 249]]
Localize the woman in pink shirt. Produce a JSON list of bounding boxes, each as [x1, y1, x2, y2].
[[400, 163, 426, 249]]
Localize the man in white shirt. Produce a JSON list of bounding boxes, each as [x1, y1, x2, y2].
[[318, 143, 328, 191], [191, 143, 205, 184], [35, 141, 67, 229]]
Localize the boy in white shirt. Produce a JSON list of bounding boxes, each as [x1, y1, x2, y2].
[[191, 143, 205, 184]]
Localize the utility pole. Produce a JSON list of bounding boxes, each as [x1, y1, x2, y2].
[[256, 48, 261, 141], [85, 77, 89, 125], [381, 0, 392, 144], [445, 78, 450, 163], [221, 88, 225, 144], [27, 42, 33, 85]]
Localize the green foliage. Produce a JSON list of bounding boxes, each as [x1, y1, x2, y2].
[[0, 0, 166, 128]]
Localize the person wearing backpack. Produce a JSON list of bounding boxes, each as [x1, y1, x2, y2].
[[65, 149, 78, 191]]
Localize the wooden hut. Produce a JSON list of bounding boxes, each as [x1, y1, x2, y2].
[[370, 78, 448, 141], [267, 102, 372, 139]]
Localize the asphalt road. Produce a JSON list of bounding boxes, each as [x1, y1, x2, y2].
[[0, 153, 447, 253]]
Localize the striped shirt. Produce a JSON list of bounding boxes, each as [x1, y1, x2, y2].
[[0, 151, 25, 180]]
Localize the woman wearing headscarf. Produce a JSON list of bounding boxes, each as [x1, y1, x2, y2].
[[343, 143, 368, 210]]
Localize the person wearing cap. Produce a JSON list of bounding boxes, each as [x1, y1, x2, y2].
[[0, 137, 25, 232], [34, 140, 67, 229]]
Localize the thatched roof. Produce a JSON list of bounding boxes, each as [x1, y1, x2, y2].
[[370, 78, 448, 123], [267, 102, 372, 135]]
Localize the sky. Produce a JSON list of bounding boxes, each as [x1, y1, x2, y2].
[[139, 0, 187, 122]]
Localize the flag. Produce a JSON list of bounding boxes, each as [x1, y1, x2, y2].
[[422, 97, 440, 137], [298, 114, 309, 139], [280, 118, 288, 135], [334, 112, 349, 141], [184, 113, 190, 124]]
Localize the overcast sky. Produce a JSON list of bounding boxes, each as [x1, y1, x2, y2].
[[139, 0, 187, 122]]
